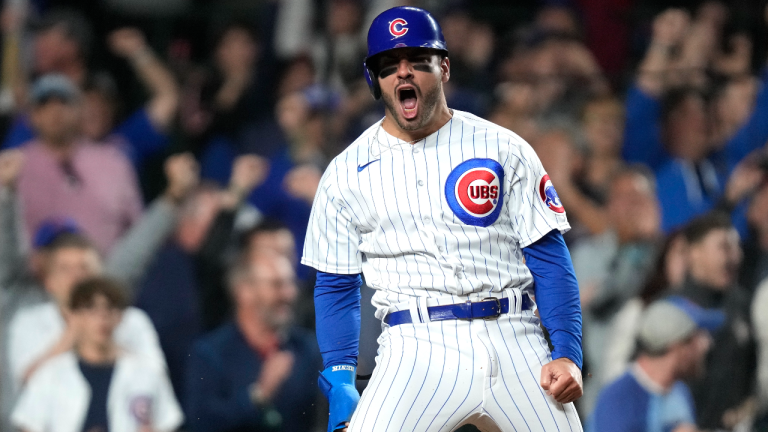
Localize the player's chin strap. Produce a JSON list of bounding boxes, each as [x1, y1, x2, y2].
[[319, 365, 361, 432]]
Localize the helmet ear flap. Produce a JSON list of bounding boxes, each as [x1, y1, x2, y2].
[[363, 64, 381, 100]]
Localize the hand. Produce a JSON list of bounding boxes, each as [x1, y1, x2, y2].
[[164, 153, 200, 203], [255, 351, 294, 402], [108, 28, 149, 59], [714, 34, 753, 77], [0, 149, 24, 189], [284, 164, 322, 205], [652, 9, 691, 48], [540, 358, 583, 404], [725, 158, 765, 205], [229, 154, 269, 199]]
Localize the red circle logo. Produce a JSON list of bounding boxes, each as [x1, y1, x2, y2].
[[539, 174, 564, 213], [455, 168, 501, 217], [389, 19, 408, 38]]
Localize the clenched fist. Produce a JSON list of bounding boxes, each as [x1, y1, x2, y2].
[[540, 358, 583, 404]]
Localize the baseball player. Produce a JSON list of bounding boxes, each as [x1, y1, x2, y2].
[[303, 6, 584, 432]]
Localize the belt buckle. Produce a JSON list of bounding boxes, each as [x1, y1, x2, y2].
[[481, 297, 502, 320]]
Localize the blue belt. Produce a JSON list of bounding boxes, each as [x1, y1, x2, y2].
[[384, 296, 534, 327]]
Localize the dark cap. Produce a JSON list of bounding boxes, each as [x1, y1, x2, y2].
[[33, 217, 81, 249], [29, 74, 80, 105]]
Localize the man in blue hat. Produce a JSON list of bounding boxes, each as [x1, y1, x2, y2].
[[303, 6, 583, 432]]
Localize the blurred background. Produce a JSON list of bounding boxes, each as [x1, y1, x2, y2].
[[0, 0, 768, 431]]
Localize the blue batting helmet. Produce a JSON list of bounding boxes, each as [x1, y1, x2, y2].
[[364, 6, 448, 100]]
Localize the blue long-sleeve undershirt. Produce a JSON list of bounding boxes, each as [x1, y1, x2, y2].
[[523, 229, 583, 369], [313, 230, 583, 370], [314, 272, 362, 369]]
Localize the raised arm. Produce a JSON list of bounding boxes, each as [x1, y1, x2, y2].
[[105, 153, 199, 297], [624, 9, 690, 169], [0, 149, 28, 287], [108, 28, 179, 132], [0, 2, 27, 116], [721, 23, 768, 173]]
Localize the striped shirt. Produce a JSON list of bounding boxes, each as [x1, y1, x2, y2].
[[302, 110, 570, 319]]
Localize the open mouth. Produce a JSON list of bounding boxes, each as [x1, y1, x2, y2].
[[397, 86, 418, 120]]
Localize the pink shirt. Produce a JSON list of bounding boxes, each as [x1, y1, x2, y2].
[[17, 140, 143, 255]]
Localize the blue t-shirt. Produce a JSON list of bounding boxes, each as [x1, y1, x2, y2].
[[78, 360, 115, 432], [588, 368, 696, 432]]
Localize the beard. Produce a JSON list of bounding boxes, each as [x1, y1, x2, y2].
[[381, 78, 443, 132]]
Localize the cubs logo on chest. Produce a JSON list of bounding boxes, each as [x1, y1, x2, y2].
[[445, 158, 504, 227]]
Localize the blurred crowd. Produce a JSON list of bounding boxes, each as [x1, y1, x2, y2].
[[0, 0, 768, 431]]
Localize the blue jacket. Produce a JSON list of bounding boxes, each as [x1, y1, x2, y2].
[[185, 322, 322, 432]]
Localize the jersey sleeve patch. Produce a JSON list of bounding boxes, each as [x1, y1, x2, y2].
[[538, 174, 565, 213], [445, 158, 505, 227]]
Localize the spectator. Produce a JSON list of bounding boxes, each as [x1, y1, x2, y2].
[[181, 21, 273, 159], [29, 9, 92, 86], [9, 74, 141, 254], [678, 213, 757, 430], [602, 231, 690, 387], [11, 277, 183, 432], [571, 166, 662, 411], [1, 153, 199, 423], [136, 155, 267, 401], [87, 27, 179, 169], [238, 219, 319, 329], [588, 296, 721, 432], [623, 8, 768, 232], [2, 8, 91, 139], [4, 27, 180, 174], [185, 251, 321, 432], [218, 86, 328, 263], [139, 154, 267, 327], [6, 232, 166, 385]]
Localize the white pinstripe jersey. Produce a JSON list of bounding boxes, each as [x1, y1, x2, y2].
[[301, 110, 570, 319]]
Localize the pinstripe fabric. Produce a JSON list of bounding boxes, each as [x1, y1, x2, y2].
[[348, 309, 581, 431], [301, 110, 570, 320], [302, 110, 581, 430]]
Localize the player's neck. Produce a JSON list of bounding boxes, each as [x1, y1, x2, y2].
[[381, 104, 452, 143]]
